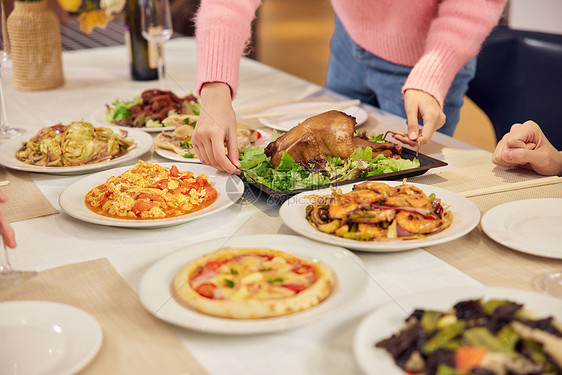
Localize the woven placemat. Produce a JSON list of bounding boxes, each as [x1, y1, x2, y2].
[[0, 258, 208, 375], [0, 167, 58, 223], [410, 162, 562, 291]]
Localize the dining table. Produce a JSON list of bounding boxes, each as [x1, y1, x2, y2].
[[1, 37, 562, 375]]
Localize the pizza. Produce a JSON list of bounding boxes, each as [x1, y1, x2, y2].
[[85, 160, 217, 219], [173, 247, 335, 319], [155, 114, 260, 159]]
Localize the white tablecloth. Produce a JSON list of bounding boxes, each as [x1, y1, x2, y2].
[[2, 37, 483, 374]]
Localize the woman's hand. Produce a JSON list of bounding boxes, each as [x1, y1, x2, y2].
[[492, 120, 562, 176], [394, 89, 446, 146], [0, 191, 16, 248], [191, 82, 240, 174]]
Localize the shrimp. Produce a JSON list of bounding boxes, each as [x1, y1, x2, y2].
[[357, 223, 386, 239], [350, 209, 396, 223], [395, 211, 442, 234], [353, 181, 394, 197], [329, 189, 382, 219]]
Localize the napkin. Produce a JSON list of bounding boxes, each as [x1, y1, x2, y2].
[[0, 258, 208, 375], [0, 166, 58, 223]]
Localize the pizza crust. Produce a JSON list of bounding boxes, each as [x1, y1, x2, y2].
[[173, 247, 335, 319]]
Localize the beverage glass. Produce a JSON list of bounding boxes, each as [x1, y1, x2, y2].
[[140, 0, 172, 89], [0, 236, 37, 287], [0, 50, 23, 139]]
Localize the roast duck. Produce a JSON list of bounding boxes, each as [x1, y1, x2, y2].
[[264, 110, 401, 167]]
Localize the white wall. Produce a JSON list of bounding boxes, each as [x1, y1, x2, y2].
[[508, 0, 562, 34]]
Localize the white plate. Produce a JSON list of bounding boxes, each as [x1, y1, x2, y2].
[[353, 286, 562, 375], [279, 181, 480, 252], [90, 107, 176, 133], [59, 163, 244, 228], [0, 301, 102, 375], [481, 198, 562, 259], [155, 128, 272, 163], [0, 126, 153, 175], [258, 101, 369, 131], [138, 234, 369, 334]]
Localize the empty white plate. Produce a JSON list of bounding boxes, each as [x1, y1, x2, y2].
[[481, 198, 562, 259], [0, 301, 103, 375], [258, 101, 369, 131]]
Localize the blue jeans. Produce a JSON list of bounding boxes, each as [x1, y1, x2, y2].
[[326, 17, 477, 136]]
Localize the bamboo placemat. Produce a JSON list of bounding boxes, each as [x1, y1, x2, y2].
[[0, 258, 208, 375], [409, 162, 562, 291], [0, 166, 58, 223]]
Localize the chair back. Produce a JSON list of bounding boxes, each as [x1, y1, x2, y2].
[[466, 26, 562, 150]]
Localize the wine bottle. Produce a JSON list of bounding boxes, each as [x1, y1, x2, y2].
[[125, 0, 158, 81]]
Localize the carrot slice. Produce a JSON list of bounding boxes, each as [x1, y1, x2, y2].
[[456, 346, 488, 373]]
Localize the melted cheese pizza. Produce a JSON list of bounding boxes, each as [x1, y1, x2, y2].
[[173, 247, 335, 319], [85, 160, 217, 219]]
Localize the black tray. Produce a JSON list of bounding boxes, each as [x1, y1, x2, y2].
[[241, 147, 447, 199]]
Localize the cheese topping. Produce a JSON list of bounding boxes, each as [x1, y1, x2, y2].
[[190, 254, 317, 301]]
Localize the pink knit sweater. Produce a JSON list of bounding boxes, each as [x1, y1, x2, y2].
[[195, 0, 506, 107]]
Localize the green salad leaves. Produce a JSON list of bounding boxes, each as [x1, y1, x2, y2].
[[239, 145, 420, 192]]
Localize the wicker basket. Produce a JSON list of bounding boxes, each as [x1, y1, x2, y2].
[[6, 0, 64, 90]]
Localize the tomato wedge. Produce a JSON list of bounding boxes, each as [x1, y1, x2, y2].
[[282, 283, 307, 293], [292, 264, 313, 274], [169, 165, 179, 177], [195, 282, 217, 299]]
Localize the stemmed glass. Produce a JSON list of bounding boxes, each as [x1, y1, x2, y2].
[[0, 49, 23, 139], [140, 0, 172, 90], [0, 236, 37, 287], [534, 272, 562, 299]]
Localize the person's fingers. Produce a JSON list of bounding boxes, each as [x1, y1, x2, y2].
[[404, 101, 420, 141], [503, 147, 545, 168], [211, 138, 238, 174], [392, 133, 417, 146], [0, 191, 7, 202], [225, 131, 240, 170], [193, 141, 211, 166], [505, 137, 528, 149], [1, 221, 16, 249], [419, 108, 445, 145]]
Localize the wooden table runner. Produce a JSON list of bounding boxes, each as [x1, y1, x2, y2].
[[0, 258, 208, 375], [410, 162, 562, 291]]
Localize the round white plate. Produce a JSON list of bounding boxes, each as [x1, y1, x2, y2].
[[279, 181, 480, 252], [258, 101, 369, 131], [481, 198, 562, 259], [353, 286, 562, 375], [155, 128, 272, 163], [59, 163, 244, 228], [154, 147, 201, 163], [0, 126, 153, 175], [0, 301, 102, 375], [90, 107, 176, 133], [138, 234, 369, 335]]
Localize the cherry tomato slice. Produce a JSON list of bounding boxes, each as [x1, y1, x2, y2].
[[195, 282, 217, 299], [282, 283, 307, 293], [292, 264, 313, 274]]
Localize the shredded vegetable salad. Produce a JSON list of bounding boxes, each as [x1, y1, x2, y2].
[[15, 121, 135, 167]]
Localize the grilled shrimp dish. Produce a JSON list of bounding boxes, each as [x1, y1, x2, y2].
[[306, 180, 453, 241]]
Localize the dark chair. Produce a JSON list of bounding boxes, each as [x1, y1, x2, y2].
[[466, 26, 562, 150]]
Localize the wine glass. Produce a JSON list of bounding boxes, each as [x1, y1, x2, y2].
[[534, 272, 562, 299], [0, 236, 37, 287], [0, 49, 23, 139], [140, 0, 172, 90]]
